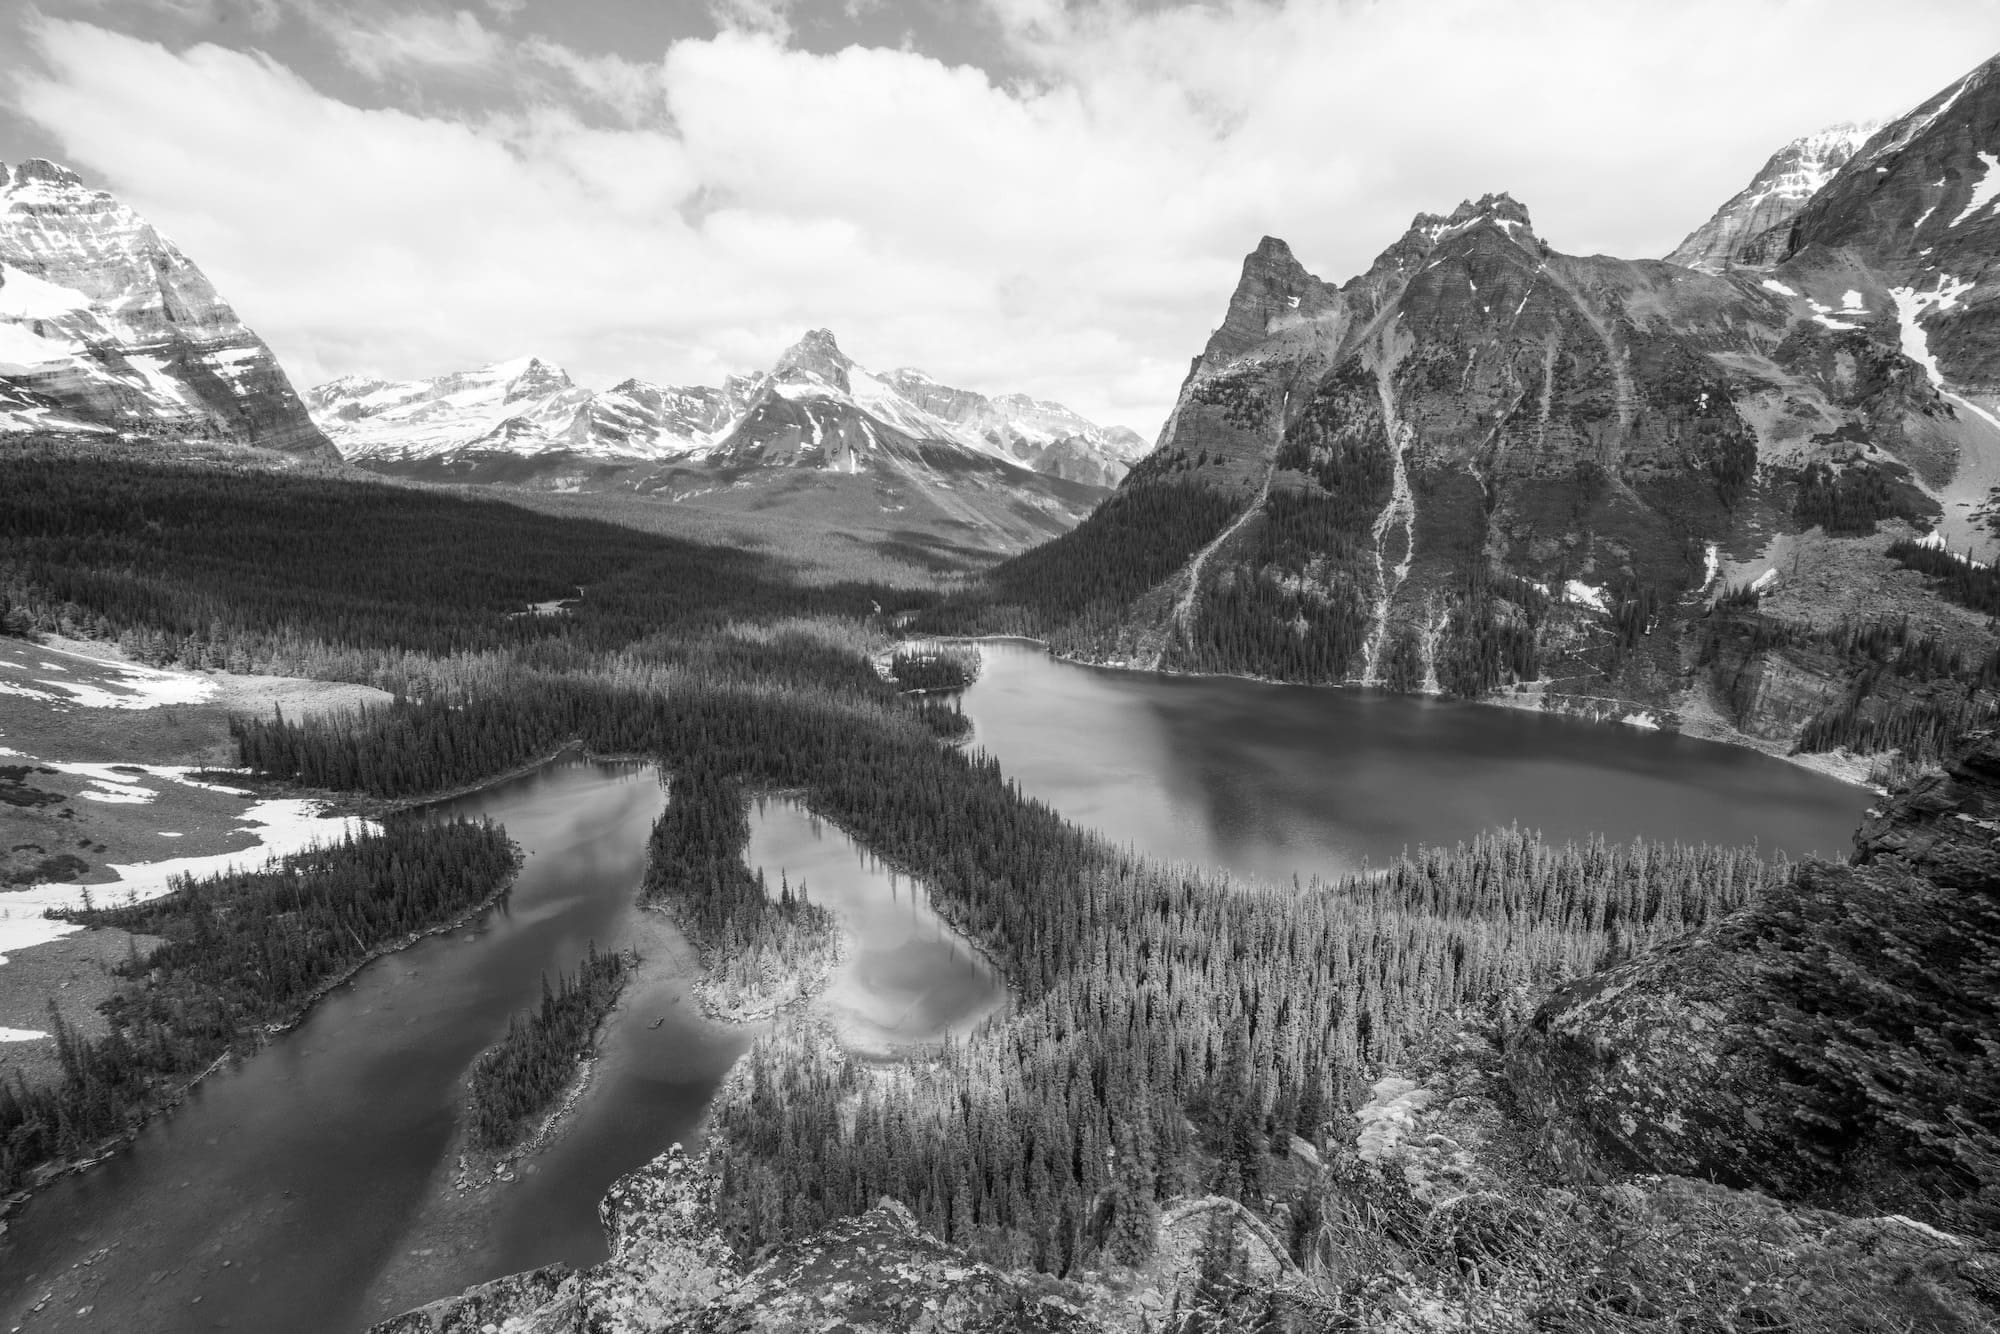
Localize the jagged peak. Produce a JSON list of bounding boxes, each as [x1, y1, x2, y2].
[[772, 327, 853, 392], [4, 159, 88, 192]]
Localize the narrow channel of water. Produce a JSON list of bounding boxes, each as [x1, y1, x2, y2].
[[957, 640, 1874, 886], [0, 758, 734, 1334], [0, 759, 1009, 1333]]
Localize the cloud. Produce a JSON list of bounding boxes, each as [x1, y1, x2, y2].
[[10, 2, 2000, 433], [320, 6, 506, 79]]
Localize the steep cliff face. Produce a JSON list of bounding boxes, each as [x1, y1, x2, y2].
[[1506, 733, 2000, 1226], [0, 160, 332, 459], [1666, 124, 1879, 272]]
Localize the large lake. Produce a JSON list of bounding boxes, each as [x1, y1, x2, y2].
[[0, 651, 1873, 1331], [956, 640, 1872, 885]]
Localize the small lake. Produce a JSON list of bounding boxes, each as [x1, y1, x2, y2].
[[957, 641, 1874, 886], [745, 800, 1003, 1057], [0, 757, 998, 1333]]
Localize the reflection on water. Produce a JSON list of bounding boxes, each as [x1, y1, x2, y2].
[[744, 798, 1005, 1056], [959, 641, 1873, 886]]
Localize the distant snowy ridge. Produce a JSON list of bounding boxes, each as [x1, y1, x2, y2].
[[309, 328, 1143, 488]]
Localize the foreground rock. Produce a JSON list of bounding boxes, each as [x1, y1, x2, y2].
[[1507, 732, 2000, 1225], [371, 1145, 1101, 1334]]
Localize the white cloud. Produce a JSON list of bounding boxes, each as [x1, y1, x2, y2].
[[9, 2, 2000, 433], [319, 7, 506, 80]]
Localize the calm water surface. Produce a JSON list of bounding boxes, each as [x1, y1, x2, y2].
[[745, 800, 1003, 1057], [958, 641, 1873, 885]]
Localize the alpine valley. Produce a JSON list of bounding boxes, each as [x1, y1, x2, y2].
[[1, 30, 1999, 1334]]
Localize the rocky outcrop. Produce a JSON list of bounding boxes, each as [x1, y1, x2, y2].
[[0, 159, 333, 458], [372, 1144, 1102, 1334], [1666, 124, 1878, 272], [1506, 733, 2000, 1225]]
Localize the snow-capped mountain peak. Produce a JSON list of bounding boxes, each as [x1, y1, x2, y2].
[[1666, 121, 1882, 271]]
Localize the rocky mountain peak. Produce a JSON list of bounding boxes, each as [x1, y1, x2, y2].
[[772, 327, 853, 392], [494, 355, 573, 401], [4, 159, 87, 194], [1201, 234, 1341, 363], [1452, 191, 1534, 232]]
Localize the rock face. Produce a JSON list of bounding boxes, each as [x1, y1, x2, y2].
[[1506, 733, 2000, 1225], [0, 159, 333, 459], [372, 1144, 1102, 1334], [1666, 124, 1879, 272], [1764, 54, 2000, 395], [980, 53, 2000, 734]]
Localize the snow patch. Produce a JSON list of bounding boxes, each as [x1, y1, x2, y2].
[[1751, 568, 1780, 593], [1949, 152, 2000, 227], [1562, 580, 1610, 613], [0, 800, 379, 963], [1890, 274, 1975, 386], [1702, 542, 1721, 590], [1760, 279, 1799, 298], [0, 263, 90, 319], [0, 1028, 48, 1043], [0, 320, 82, 372]]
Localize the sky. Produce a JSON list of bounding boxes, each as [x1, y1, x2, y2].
[[4, 0, 2000, 435]]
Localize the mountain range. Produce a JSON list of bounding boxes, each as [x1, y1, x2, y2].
[[943, 51, 2000, 754], [308, 342, 1144, 491]]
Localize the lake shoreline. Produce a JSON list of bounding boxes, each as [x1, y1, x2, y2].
[[0, 846, 525, 1231], [923, 633, 1885, 794]]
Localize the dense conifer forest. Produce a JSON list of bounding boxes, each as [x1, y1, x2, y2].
[[468, 943, 630, 1152], [0, 819, 515, 1192]]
